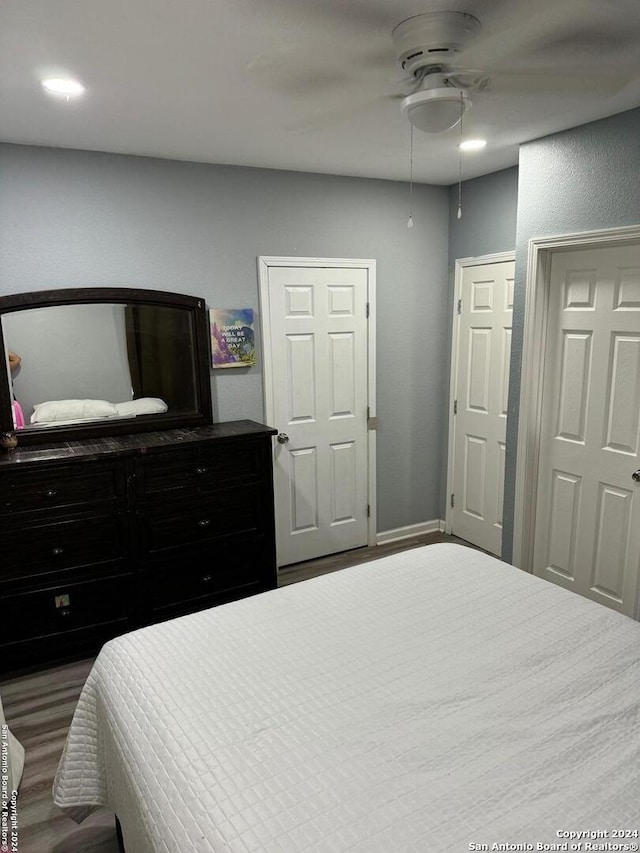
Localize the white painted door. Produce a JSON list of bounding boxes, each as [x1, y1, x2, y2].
[[533, 244, 640, 617], [263, 264, 370, 567], [451, 259, 514, 555]]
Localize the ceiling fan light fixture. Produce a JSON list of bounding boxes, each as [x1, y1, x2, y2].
[[401, 87, 471, 134]]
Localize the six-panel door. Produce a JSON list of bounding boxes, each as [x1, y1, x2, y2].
[[265, 265, 370, 566], [534, 244, 640, 616], [451, 260, 514, 556]]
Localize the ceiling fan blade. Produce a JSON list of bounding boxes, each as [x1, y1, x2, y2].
[[246, 44, 358, 96], [487, 70, 637, 97], [530, 23, 640, 62], [284, 96, 381, 133], [261, 0, 395, 33], [242, 0, 397, 98], [283, 82, 408, 134], [455, 0, 605, 74], [245, 26, 397, 97], [245, 29, 412, 118]]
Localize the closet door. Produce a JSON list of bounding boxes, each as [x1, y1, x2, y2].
[[450, 258, 514, 556], [533, 244, 640, 617]]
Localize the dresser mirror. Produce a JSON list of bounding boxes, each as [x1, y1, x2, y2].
[[0, 288, 213, 444]]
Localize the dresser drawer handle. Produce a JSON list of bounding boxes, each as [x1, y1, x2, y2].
[[198, 518, 211, 528], [51, 547, 65, 557], [58, 609, 71, 618], [44, 489, 59, 500], [195, 467, 208, 475], [201, 574, 213, 584]]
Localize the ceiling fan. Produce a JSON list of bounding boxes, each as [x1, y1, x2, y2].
[[246, 0, 639, 135], [391, 12, 483, 133], [391, 3, 638, 133]]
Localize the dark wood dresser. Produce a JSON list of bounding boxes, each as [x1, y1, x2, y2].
[[0, 420, 277, 672]]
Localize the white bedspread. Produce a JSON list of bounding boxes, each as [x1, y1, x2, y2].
[[53, 544, 640, 852]]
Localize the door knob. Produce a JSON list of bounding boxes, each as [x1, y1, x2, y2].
[[632, 469, 640, 483], [277, 433, 290, 444]]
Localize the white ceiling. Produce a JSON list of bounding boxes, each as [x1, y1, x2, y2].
[[1, 0, 640, 185]]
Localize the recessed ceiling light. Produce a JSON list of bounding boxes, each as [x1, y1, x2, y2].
[[41, 78, 85, 97], [459, 139, 487, 152]]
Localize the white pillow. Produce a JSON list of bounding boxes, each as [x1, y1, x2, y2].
[[31, 399, 119, 424], [113, 397, 168, 417]]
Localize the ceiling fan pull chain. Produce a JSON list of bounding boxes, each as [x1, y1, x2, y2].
[[407, 123, 415, 229], [457, 91, 464, 220]]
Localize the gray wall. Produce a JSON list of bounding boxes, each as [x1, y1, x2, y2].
[[448, 166, 519, 266], [503, 106, 640, 560], [0, 143, 450, 532], [442, 166, 519, 515]]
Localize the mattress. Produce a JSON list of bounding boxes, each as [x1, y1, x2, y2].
[[53, 544, 640, 852]]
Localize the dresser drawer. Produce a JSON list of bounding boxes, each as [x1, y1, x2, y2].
[[139, 485, 263, 555], [0, 460, 122, 513], [144, 539, 268, 614], [1, 513, 127, 584], [0, 574, 133, 644], [135, 441, 263, 500], [0, 424, 277, 670]]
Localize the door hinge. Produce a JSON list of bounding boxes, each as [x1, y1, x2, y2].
[[457, 298, 462, 315], [366, 302, 370, 318], [450, 493, 455, 508], [367, 406, 378, 430], [367, 504, 371, 518], [453, 400, 457, 415]]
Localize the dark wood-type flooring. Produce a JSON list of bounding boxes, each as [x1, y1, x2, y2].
[[1, 532, 473, 853]]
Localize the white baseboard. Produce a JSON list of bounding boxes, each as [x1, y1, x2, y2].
[[376, 519, 445, 546]]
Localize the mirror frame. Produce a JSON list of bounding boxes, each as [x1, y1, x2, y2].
[[0, 287, 213, 445]]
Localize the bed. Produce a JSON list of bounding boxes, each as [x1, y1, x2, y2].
[[53, 543, 640, 852]]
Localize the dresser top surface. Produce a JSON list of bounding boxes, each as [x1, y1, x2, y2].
[[0, 420, 277, 468]]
